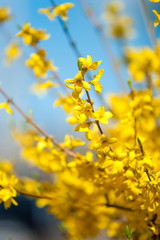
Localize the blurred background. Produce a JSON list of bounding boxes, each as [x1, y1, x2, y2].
[[0, 0, 160, 239]]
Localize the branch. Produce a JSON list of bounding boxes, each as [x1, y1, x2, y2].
[[0, 87, 76, 158], [48, 0, 111, 109], [16, 188, 53, 200], [106, 203, 134, 212], [78, 0, 127, 91], [17, 188, 134, 212], [139, 0, 156, 48], [85, 89, 103, 135], [49, 0, 82, 58]]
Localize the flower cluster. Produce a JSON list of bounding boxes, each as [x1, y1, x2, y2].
[[0, 7, 11, 24], [0, 162, 18, 209], [17, 23, 58, 96], [39, 3, 74, 21], [103, 0, 134, 39]]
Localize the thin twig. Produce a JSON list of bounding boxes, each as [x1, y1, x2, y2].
[[48, 0, 111, 109], [79, 0, 127, 91], [0, 87, 76, 157], [129, 83, 137, 146], [145, 168, 152, 182], [146, 72, 153, 96], [17, 187, 133, 211], [106, 203, 134, 212], [82, 72, 104, 135], [16, 188, 53, 200], [53, 72, 70, 95], [49, 0, 82, 58], [139, 0, 156, 48], [85, 89, 103, 135]]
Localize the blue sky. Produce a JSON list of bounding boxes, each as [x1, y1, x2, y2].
[[0, 0, 159, 159]]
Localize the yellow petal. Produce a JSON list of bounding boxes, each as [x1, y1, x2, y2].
[[0, 102, 13, 114]]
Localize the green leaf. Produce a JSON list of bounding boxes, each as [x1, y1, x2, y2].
[[77, 59, 82, 71], [137, 138, 142, 148], [128, 79, 132, 89], [126, 225, 132, 237]]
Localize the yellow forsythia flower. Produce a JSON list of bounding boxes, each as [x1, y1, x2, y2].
[[89, 69, 104, 95], [152, 10, 160, 27], [17, 23, 50, 46], [91, 106, 112, 124], [110, 16, 134, 39], [54, 93, 76, 114], [126, 47, 159, 81], [39, 3, 74, 21], [105, 0, 124, 16], [0, 171, 18, 209], [149, 0, 160, 2], [30, 80, 59, 97], [39, 7, 55, 21], [0, 7, 11, 24], [26, 49, 57, 78], [54, 3, 74, 21], [5, 42, 21, 65], [65, 70, 91, 94], [0, 162, 13, 174], [78, 55, 102, 71], [0, 102, 13, 114], [61, 135, 85, 150]]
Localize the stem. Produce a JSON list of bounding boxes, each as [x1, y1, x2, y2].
[[106, 203, 134, 212], [79, 0, 127, 91], [86, 89, 103, 134], [146, 72, 153, 95], [48, 0, 110, 109], [53, 72, 70, 95], [129, 85, 138, 146], [134, 118, 137, 146], [49, 0, 82, 58], [17, 188, 133, 211], [139, 0, 156, 48], [82, 74, 114, 152], [145, 168, 152, 182], [84, 84, 104, 135], [0, 87, 76, 158], [16, 187, 133, 211], [16, 188, 53, 200]]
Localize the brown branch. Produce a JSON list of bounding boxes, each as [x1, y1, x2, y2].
[[16, 188, 53, 200], [16, 187, 133, 211], [82, 74, 114, 153], [0, 87, 76, 158], [145, 168, 152, 182], [146, 72, 153, 97], [16, 187, 133, 212], [106, 203, 134, 212], [85, 89, 103, 135], [82, 72, 104, 136]]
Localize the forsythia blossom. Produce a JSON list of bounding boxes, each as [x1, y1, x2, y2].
[[0, 7, 11, 24], [17, 23, 50, 46], [4, 42, 21, 65], [26, 49, 57, 78], [39, 3, 74, 21]]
